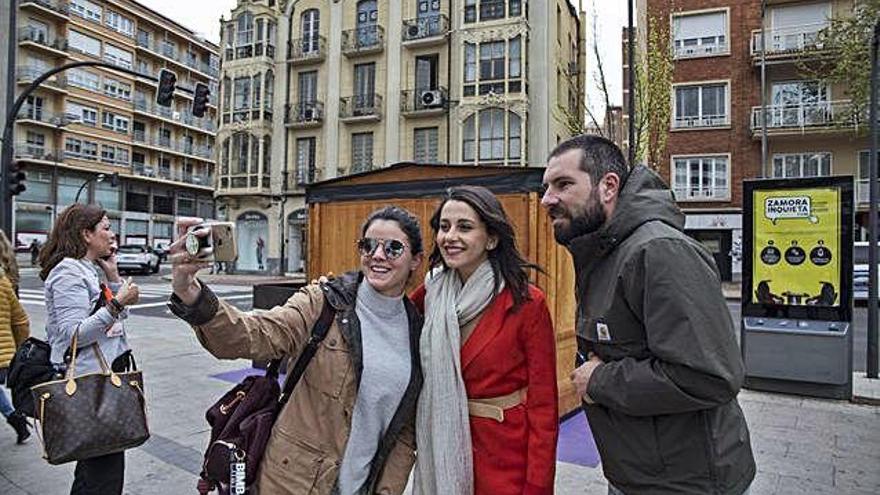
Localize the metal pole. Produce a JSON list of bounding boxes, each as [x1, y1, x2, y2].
[[1, 4, 18, 237], [627, 0, 635, 166], [760, 0, 768, 178], [868, 20, 879, 379]]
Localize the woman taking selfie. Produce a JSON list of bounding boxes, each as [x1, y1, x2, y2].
[[39, 204, 140, 494], [412, 186, 559, 495], [168, 207, 424, 494]]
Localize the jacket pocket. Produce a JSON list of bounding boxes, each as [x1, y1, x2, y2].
[[262, 429, 332, 495], [302, 336, 351, 400], [587, 407, 665, 484]]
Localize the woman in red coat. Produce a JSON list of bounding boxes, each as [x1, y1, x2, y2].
[[411, 186, 558, 495]]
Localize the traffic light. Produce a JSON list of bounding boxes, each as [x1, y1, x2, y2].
[[7, 164, 26, 197], [156, 68, 177, 107], [192, 82, 210, 118]]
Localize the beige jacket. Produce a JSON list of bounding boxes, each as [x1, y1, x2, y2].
[[171, 272, 422, 494]]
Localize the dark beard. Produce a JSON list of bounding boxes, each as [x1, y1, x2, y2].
[[552, 196, 606, 245]]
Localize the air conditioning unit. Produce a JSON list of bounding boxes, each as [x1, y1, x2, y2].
[[420, 90, 443, 109], [407, 23, 423, 39]]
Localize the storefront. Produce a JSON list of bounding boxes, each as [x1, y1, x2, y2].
[[683, 212, 743, 282]]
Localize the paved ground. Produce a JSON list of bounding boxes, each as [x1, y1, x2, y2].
[[1, 273, 878, 494]]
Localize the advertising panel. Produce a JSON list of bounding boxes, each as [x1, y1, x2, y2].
[[742, 176, 853, 322]]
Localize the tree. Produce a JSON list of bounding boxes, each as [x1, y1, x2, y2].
[[799, 0, 879, 132], [633, 13, 674, 170]]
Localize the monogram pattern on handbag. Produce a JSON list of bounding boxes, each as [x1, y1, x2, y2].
[[31, 329, 150, 465]]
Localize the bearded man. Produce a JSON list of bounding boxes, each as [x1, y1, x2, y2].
[[541, 135, 755, 495]]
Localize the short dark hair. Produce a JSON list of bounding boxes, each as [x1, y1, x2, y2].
[[428, 186, 542, 309], [361, 206, 424, 255], [548, 134, 629, 186]]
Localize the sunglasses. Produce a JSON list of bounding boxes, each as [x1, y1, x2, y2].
[[356, 237, 408, 260]]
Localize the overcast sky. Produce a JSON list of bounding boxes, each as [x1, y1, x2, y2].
[[140, 0, 628, 117]]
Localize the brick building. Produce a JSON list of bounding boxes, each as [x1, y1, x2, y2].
[[642, 0, 869, 281]]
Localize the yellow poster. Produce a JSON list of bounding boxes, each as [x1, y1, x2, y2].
[[752, 188, 840, 306]]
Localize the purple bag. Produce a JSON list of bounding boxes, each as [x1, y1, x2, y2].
[[197, 301, 335, 495]]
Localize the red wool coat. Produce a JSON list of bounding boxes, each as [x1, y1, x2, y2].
[[412, 283, 559, 495]]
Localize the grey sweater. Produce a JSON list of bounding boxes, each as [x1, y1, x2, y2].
[[337, 282, 411, 495], [44, 258, 129, 373]]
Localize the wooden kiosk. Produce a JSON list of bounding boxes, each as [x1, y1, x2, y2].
[[306, 163, 579, 416]]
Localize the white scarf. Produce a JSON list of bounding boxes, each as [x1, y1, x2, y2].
[[412, 260, 501, 495]]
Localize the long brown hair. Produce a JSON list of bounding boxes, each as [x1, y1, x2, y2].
[[428, 186, 542, 309], [39, 204, 107, 280], [0, 230, 20, 288]]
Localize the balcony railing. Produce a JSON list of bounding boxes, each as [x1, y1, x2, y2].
[[672, 187, 730, 202], [340, 94, 383, 120], [674, 41, 729, 59], [19, 0, 69, 17], [136, 36, 219, 78], [750, 22, 828, 58], [15, 66, 67, 89], [402, 14, 450, 44], [401, 87, 449, 114], [18, 27, 68, 52], [13, 144, 60, 162], [672, 114, 729, 129], [132, 133, 214, 160], [288, 36, 326, 64], [285, 101, 324, 126], [342, 26, 385, 56], [750, 100, 855, 132], [293, 165, 321, 187]]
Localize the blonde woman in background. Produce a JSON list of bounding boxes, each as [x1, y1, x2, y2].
[[0, 230, 30, 444]]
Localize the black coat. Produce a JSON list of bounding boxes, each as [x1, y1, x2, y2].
[[567, 166, 756, 495]]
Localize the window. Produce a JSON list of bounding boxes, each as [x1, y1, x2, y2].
[[104, 79, 132, 100], [69, 30, 101, 57], [673, 83, 728, 128], [69, 0, 102, 22], [222, 77, 232, 112], [464, 37, 523, 96], [105, 10, 134, 36], [770, 80, 830, 127], [102, 111, 130, 133], [859, 150, 871, 180], [772, 152, 831, 178], [351, 132, 374, 173], [263, 137, 271, 176], [465, 0, 477, 23], [178, 193, 196, 216], [82, 141, 98, 160], [480, 0, 505, 21], [234, 77, 251, 110], [295, 138, 316, 184], [252, 74, 262, 108], [461, 108, 523, 164], [25, 20, 48, 43], [767, 2, 830, 52], [301, 10, 320, 53], [101, 145, 129, 165], [672, 155, 729, 200], [236, 12, 254, 46], [104, 44, 133, 69], [66, 102, 98, 125], [673, 10, 728, 58], [414, 127, 439, 163], [24, 131, 45, 156], [23, 95, 44, 120], [232, 133, 249, 173], [68, 69, 101, 91], [265, 71, 274, 110]]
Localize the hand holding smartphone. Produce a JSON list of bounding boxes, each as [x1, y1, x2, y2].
[[185, 222, 238, 263]]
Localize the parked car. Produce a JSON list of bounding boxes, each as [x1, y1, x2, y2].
[[853, 241, 879, 302], [116, 244, 161, 275]]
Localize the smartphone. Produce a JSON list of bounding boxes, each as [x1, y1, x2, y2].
[[186, 222, 238, 263]]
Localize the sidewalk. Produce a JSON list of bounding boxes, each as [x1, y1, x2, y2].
[[1, 312, 877, 494]]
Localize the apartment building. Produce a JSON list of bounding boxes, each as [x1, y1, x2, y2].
[[12, 0, 219, 249], [216, 0, 586, 274], [644, 0, 868, 281]]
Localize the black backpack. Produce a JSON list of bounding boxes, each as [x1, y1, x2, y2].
[[7, 337, 64, 418]]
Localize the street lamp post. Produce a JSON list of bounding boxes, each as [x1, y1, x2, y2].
[[74, 172, 118, 204]]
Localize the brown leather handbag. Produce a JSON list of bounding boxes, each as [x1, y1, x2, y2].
[[30, 330, 150, 465]]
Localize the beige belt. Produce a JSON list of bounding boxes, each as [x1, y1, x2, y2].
[[468, 387, 528, 423]]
